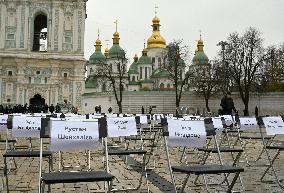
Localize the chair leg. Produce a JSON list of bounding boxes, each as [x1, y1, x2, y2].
[[227, 172, 240, 193], [4, 157, 9, 193], [181, 174, 190, 193], [260, 150, 280, 181]]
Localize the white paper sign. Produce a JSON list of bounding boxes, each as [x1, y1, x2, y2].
[[107, 117, 137, 137], [106, 114, 118, 118], [140, 116, 148, 124], [239, 117, 257, 130], [88, 114, 104, 119], [167, 119, 206, 147], [0, 115, 8, 131], [12, 116, 42, 137], [221, 115, 234, 126], [263, 116, 284, 135], [212, 117, 224, 134], [50, 120, 99, 151]]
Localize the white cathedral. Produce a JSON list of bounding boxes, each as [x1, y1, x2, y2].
[[0, 0, 87, 109]]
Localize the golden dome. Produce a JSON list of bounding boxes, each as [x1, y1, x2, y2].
[[95, 38, 102, 51], [152, 16, 160, 24], [147, 16, 166, 49], [113, 31, 120, 44], [197, 39, 204, 51], [104, 47, 109, 56]]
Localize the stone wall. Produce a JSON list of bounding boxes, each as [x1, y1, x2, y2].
[[82, 91, 284, 116]]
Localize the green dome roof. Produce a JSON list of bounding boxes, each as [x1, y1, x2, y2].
[[89, 50, 106, 64], [151, 69, 171, 78], [109, 44, 125, 58], [137, 49, 151, 65], [128, 61, 139, 74], [192, 50, 209, 65]]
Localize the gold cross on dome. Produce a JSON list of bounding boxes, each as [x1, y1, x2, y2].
[[199, 30, 202, 40], [97, 28, 100, 39], [114, 20, 118, 32], [155, 5, 158, 16]]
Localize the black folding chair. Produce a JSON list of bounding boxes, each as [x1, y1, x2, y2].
[[257, 116, 284, 189], [162, 117, 244, 193], [104, 116, 149, 192], [3, 114, 52, 193], [39, 117, 114, 193]]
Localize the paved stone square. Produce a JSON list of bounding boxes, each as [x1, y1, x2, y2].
[[0, 127, 284, 193]]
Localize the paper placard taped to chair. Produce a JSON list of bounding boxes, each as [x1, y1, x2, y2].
[[221, 115, 234, 126], [239, 117, 257, 130], [263, 116, 284, 135], [107, 117, 137, 137], [0, 114, 8, 131], [212, 117, 224, 134], [50, 120, 99, 151], [12, 116, 42, 137], [89, 114, 104, 119], [167, 119, 206, 147]]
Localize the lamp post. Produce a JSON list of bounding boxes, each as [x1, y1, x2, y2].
[[217, 41, 229, 93]]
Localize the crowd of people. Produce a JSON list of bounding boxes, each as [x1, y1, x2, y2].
[[0, 103, 79, 114]]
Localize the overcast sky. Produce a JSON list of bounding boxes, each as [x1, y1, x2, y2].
[[84, 0, 284, 64]]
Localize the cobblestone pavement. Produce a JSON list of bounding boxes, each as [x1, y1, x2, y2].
[[0, 127, 284, 193]]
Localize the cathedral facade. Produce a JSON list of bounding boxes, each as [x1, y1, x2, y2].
[[0, 0, 87, 108]]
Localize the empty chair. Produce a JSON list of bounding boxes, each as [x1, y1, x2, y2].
[[161, 117, 244, 193], [3, 114, 52, 193], [39, 117, 114, 193]]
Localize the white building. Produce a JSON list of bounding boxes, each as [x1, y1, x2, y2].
[[0, 0, 87, 108]]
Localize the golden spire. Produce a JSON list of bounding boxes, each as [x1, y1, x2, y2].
[[147, 5, 166, 49], [134, 54, 138, 62], [142, 41, 148, 55], [113, 20, 120, 44], [104, 39, 109, 56], [95, 28, 102, 51], [196, 30, 204, 52]]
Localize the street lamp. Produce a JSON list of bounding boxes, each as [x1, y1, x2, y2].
[[217, 41, 229, 93]]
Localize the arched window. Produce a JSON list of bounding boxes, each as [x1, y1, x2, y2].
[[132, 76, 135, 82], [160, 83, 164, 89], [33, 13, 47, 51], [102, 83, 106, 92], [167, 83, 171, 89]]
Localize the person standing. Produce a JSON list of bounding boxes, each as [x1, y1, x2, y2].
[[49, 104, 55, 114], [141, 106, 145, 114], [220, 92, 237, 115]]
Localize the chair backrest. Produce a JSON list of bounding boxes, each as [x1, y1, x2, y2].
[[261, 116, 284, 135], [10, 114, 45, 138], [106, 116, 138, 137], [41, 117, 106, 152], [0, 114, 8, 131], [161, 118, 207, 148], [235, 115, 257, 130]]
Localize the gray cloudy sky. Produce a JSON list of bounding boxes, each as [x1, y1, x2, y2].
[[84, 0, 284, 63]]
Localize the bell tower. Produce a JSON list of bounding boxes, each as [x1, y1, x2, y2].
[[0, 0, 88, 109]]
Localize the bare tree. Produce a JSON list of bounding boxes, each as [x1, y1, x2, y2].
[[221, 27, 265, 116], [263, 44, 284, 91], [190, 60, 223, 112], [95, 55, 128, 113], [162, 40, 191, 115]]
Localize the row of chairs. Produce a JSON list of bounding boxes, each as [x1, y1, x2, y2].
[[1, 113, 284, 192]]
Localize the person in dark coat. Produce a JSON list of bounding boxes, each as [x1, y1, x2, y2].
[[49, 104, 55, 114], [141, 106, 145, 114], [220, 92, 237, 115], [55, 103, 61, 113], [108, 107, 112, 113]]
